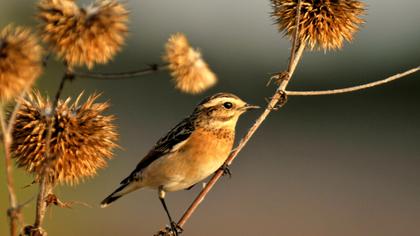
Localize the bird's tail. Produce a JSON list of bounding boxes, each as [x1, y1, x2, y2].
[[100, 181, 139, 208]]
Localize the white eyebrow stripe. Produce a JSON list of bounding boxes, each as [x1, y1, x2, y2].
[[201, 97, 240, 108]]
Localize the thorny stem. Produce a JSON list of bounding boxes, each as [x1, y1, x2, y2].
[[286, 66, 420, 96], [33, 67, 73, 233], [1, 91, 28, 236], [73, 63, 169, 79], [168, 1, 305, 232]]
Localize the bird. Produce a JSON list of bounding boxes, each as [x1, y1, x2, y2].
[[100, 92, 259, 235]]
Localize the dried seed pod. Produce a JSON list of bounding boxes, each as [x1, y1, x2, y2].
[[164, 33, 217, 94], [11, 91, 119, 185], [37, 0, 129, 69], [271, 0, 366, 50], [0, 25, 43, 101]]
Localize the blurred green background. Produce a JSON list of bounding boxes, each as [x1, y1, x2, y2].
[[1, 0, 420, 235]]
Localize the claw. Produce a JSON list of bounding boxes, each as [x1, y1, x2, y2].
[[266, 71, 290, 86], [219, 163, 232, 178], [169, 221, 183, 236], [265, 90, 288, 111]]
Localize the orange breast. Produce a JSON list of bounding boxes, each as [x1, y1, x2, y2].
[[178, 127, 234, 179]]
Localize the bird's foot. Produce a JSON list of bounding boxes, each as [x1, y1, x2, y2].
[[155, 223, 183, 236], [169, 221, 183, 236], [219, 163, 232, 178]]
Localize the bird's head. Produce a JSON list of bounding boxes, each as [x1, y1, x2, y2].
[[193, 93, 259, 129]]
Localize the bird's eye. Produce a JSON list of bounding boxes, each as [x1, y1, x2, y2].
[[223, 102, 233, 109]]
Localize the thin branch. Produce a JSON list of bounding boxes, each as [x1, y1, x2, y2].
[[53, 70, 72, 108], [1, 91, 28, 236], [6, 93, 24, 135], [287, 0, 302, 75], [33, 67, 73, 233], [0, 106, 19, 236], [286, 66, 420, 96], [168, 1, 305, 232], [73, 63, 169, 79]]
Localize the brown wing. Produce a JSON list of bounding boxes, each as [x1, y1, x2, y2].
[[120, 116, 195, 185]]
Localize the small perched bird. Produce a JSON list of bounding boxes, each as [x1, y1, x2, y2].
[[101, 93, 258, 235]]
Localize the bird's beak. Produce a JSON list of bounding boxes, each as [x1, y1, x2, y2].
[[243, 104, 260, 110]]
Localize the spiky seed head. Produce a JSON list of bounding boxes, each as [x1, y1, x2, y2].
[[164, 33, 217, 94], [37, 0, 129, 69], [271, 0, 366, 50], [11, 91, 119, 185], [0, 25, 43, 101]]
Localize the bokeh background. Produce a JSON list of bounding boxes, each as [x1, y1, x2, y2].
[[1, 0, 420, 235]]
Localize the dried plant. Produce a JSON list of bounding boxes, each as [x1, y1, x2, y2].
[[0, 25, 43, 101], [37, 0, 129, 69], [11, 91, 118, 185], [164, 33, 217, 94], [271, 0, 365, 50]]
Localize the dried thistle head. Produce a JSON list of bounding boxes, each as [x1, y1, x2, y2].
[[164, 33, 217, 94], [37, 0, 129, 69], [271, 0, 366, 50], [11, 91, 119, 185], [0, 25, 43, 101]]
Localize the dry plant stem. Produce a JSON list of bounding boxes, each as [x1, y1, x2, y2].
[[33, 68, 72, 231], [286, 66, 420, 96], [6, 94, 24, 135], [1, 92, 28, 236], [0, 108, 19, 236], [33, 179, 51, 230], [176, 2, 304, 229], [287, 0, 302, 74], [0, 108, 16, 206], [74, 64, 169, 79]]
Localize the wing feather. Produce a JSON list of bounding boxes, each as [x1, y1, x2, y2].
[[120, 116, 195, 184]]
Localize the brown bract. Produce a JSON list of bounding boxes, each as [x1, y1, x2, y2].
[[0, 25, 43, 101], [11, 91, 119, 185], [37, 0, 129, 69], [164, 33, 217, 94], [271, 0, 365, 50]]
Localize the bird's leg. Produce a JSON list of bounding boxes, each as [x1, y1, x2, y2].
[[158, 187, 182, 236], [219, 163, 232, 178]]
